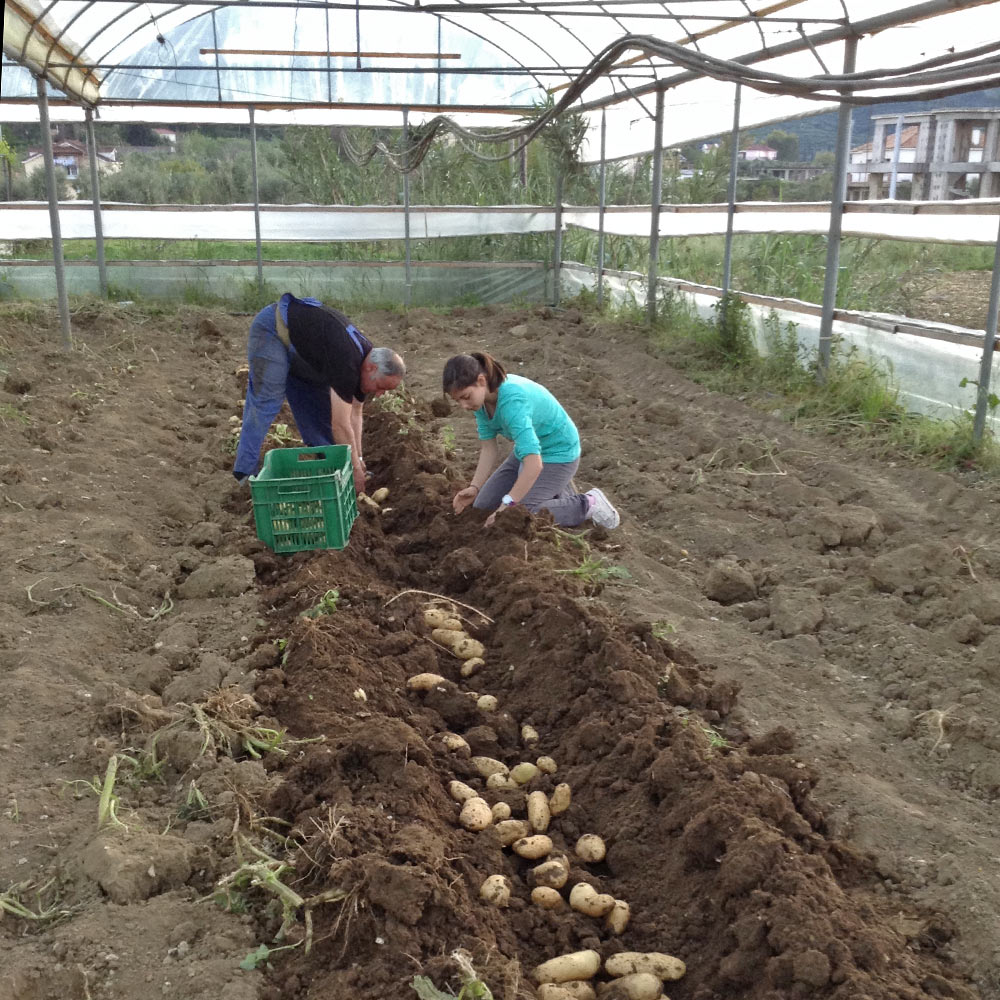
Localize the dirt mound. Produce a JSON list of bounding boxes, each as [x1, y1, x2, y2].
[[238, 406, 980, 1000], [2, 300, 997, 1000]]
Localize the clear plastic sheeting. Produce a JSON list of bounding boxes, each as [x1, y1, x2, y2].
[[0, 102, 514, 128], [579, 4, 1000, 160], [563, 202, 1000, 245], [0, 203, 557, 241], [0, 259, 549, 307], [2, 1, 998, 157], [561, 263, 1000, 432]]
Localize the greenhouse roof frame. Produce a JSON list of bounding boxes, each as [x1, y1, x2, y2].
[[2, 1, 999, 156]]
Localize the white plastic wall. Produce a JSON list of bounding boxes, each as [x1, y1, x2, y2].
[[561, 263, 1000, 432]]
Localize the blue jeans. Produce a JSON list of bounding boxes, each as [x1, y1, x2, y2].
[[233, 304, 335, 478], [473, 452, 587, 527]]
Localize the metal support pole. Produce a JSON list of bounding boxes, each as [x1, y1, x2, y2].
[[0, 125, 12, 201], [325, 11, 333, 104], [436, 19, 442, 107], [722, 83, 742, 300], [403, 109, 412, 308], [817, 35, 858, 381], [36, 76, 72, 350], [552, 168, 563, 308], [647, 88, 665, 324], [249, 106, 264, 293], [972, 214, 1000, 444], [888, 113, 904, 200], [597, 110, 607, 309], [211, 11, 223, 102], [85, 109, 108, 298]]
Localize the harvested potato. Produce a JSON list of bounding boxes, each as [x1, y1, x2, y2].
[[358, 492, 381, 510], [407, 672, 446, 691], [510, 761, 539, 785], [575, 834, 606, 863], [536, 756, 558, 774], [448, 780, 478, 803], [527, 790, 551, 833], [521, 724, 540, 744], [495, 819, 530, 846], [454, 637, 486, 660], [423, 608, 450, 629], [537, 985, 596, 1000], [532, 858, 568, 890], [533, 950, 601, 984], [512, 834, 553, 860], [486, 772, 518, 790], [432, 627, 467, 648], [458, 797, 493, 831], [549, 783, 572, 816], [440, 616, 464, 631], [471, 756, 508, 779], [604, 953, 686, 981], [569, 883, 615, 917], [605, 899, 631, 935], [479, 874, 510, 907], [477, 694, 499, 712], [531, 886, 564, 910], [552, 984, 596, 1000], [596, 973, 662, 1000], [371, 487, 390, 503], [460, 657, 485, 678], [536, 988, 574, 1000], [491, 801, 511, 822], [439, 732, 470, 753]]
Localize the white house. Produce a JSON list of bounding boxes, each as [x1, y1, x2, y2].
[[21, 139, 120, 180], [850, 124, 919, 184], [738, 143, 777, 161]]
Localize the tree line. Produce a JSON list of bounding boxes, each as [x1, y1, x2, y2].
[[1, 120, 836, 207]]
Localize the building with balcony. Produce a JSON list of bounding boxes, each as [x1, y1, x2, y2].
[[848, 109, 998, 200]]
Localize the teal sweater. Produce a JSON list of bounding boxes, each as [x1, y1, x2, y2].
[[474, 373, 581, 463]]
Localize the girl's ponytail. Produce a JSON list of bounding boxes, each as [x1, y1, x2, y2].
[[442, 352, 508, 394]]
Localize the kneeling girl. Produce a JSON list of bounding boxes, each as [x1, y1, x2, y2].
[[443, 352, 619, 529]]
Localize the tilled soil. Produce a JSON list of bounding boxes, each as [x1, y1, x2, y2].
[[1, 299, 998, 1000]]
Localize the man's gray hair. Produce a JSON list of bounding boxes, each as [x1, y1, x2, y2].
[[370, 347, 405, 377]]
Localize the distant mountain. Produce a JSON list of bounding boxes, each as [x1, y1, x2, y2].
[[748, 88, 1000, 160]]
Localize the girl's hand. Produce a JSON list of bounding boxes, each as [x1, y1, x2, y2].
[[452, 485, 479, 514], [484, 508, 501, 528]]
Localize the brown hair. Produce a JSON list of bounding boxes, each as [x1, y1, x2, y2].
[[442, 352, 507, 395]]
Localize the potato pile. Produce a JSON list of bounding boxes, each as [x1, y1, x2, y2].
[[406, 601, 686, 1000], [357, 486, 391, 512], [532, 950, 686, 999]]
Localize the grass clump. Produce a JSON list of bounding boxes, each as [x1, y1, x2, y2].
[[301, 588, 340, 619], [0, 880, 73, 926], [644, 299, 1000, 474], [555, 554, 631, 585], [412, 950, 495, 1000]]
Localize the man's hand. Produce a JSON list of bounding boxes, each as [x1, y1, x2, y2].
[[352, 462, 366, 496], [452, 485, 479, 514]]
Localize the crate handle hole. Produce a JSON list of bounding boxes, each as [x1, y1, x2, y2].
[[298, 452, 326, 462]]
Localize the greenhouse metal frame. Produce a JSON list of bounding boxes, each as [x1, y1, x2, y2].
[[2, 0, 1000, 434]]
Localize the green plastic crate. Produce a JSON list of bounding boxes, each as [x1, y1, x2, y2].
[[250, 445, 358, 553]]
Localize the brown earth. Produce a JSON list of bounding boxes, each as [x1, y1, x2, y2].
[[1, 297, 999, 1000], [897, 269, 994, 331]]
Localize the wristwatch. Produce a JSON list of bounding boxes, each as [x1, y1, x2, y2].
[[501, 494, 516, 507]]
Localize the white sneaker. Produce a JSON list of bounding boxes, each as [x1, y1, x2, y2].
[[585, 488, 620, 529]]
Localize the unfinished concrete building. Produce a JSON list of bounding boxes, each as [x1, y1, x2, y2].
[[862, 109, 1000, 199]]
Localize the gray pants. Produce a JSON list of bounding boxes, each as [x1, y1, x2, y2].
[[474, 453, 588, 527]]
